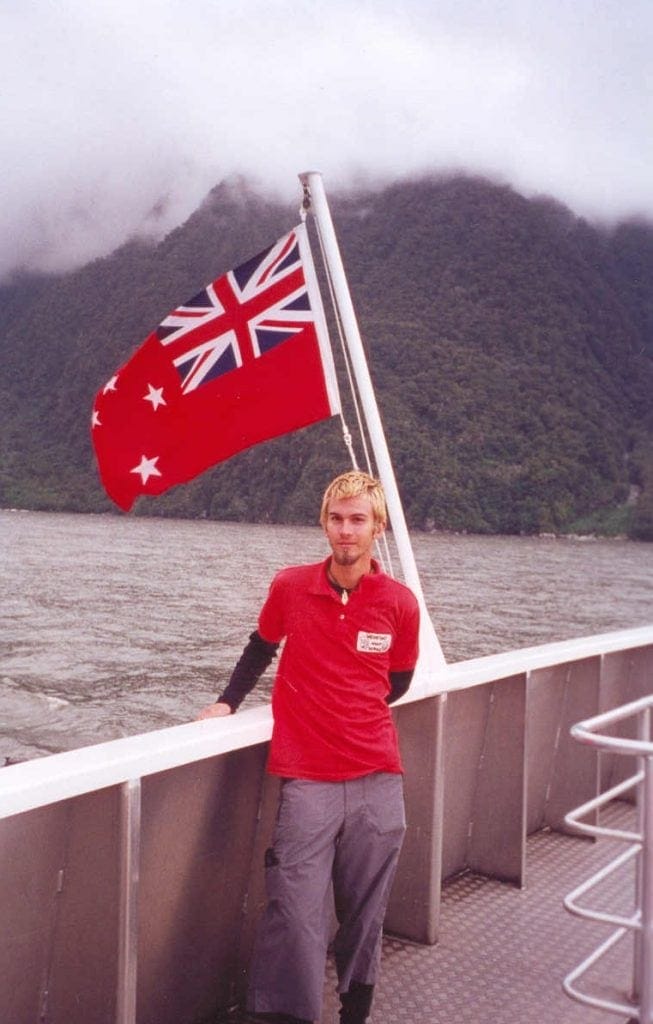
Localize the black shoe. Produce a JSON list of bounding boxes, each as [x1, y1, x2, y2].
[[340, 982, 374, 1024]]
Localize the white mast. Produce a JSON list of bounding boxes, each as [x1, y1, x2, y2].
[[300, 170, 446, 672]]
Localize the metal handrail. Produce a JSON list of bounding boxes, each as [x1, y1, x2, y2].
[[2, 626, 651, 821], [563, 695, 653, 1023]]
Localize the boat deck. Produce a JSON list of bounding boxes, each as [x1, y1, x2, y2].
[[367, 813, 634, 1024], [226, 803, 636, 1024]]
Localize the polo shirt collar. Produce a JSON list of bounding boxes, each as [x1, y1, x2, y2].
[[309, 556, 383, 597]]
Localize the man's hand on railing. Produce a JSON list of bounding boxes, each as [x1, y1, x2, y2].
[[197, 702, 232, 720]]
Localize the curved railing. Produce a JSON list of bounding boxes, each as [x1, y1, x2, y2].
[[564, 694, 653, 1023]]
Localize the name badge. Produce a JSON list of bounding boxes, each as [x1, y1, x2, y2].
[[357, 631, 392, 653]]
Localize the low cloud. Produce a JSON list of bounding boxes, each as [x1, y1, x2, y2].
[[2, 0, 651, 279]]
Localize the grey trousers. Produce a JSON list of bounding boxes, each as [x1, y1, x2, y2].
[[247, 772, 406, 1022]]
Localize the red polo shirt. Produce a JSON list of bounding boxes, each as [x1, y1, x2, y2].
[[258, 558, 419, 781]]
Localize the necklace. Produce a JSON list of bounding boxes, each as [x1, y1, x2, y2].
[[327, 568, 353, 605]]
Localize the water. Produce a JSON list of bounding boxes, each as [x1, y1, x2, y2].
[[1, 509, 652, 762]]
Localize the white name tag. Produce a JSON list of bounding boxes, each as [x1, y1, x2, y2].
[[357, 631, 392, 653]]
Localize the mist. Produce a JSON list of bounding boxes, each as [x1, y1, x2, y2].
[[2, 0, 651, 279]]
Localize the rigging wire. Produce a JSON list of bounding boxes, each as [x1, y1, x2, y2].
[[301, 189, 359, 468]]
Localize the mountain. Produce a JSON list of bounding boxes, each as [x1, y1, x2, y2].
[[1, 174, 652, 539]]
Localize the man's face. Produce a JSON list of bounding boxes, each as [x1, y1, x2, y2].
[[323, 494, 383, 567]]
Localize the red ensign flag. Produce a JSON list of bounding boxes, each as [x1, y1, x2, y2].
[[91, 223, 340, 511]]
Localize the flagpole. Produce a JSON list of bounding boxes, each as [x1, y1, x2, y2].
[[300, 171, 446, 669]]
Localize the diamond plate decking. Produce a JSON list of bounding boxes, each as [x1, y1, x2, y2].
[[226, 803, 638, 1024]]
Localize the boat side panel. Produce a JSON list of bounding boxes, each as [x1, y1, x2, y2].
[[440, 686, 491, 881], [48, 787, 121, 1023], [0, 788, 121, 1024], [136, 745, 268, 1024], [600, 645, 653, 795], [628, 644, 653, 706], [385, 695, 445, 944], [467, 673, 527, 886], [600, 649, 639, 793], [237, 770, 283, 1001], [526, 665, 569, 833], [0, 803, 70, 1024], [541, 656, 601, 832]]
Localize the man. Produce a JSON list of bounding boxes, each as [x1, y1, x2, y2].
[[199, 471, 420, 1024]]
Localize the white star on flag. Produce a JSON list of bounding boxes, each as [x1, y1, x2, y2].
[[103, 375, 118, 394], [130, 455, 162, 484], [143, 384, 167, 411], [91, 410, 101, 428]]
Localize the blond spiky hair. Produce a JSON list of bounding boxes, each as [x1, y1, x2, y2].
[[319, 471, 387, 529]]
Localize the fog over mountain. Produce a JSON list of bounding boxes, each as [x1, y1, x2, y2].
[[2, 0, 652, 280]]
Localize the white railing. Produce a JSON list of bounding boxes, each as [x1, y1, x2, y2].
[[564, 694, 653, 1023], [2, 624, 651, 821]]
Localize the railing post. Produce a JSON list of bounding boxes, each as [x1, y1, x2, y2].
[[633, 708, 648, 1005], [639, 709, 653, 1024], [117, 779, 141, 1024]]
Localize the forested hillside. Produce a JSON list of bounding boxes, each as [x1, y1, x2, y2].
[[1, 174, 652, 538]]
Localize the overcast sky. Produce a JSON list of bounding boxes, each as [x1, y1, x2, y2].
[[2, 0, 651, 279]]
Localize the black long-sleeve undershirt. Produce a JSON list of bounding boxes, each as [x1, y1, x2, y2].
[[217, 630, 279, 711], [216, 630, 414, 712], [386, 668, 413, 705]]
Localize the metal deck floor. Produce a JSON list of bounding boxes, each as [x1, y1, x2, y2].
[[230, 804, 638, 1024], [349, 817, 635, 1023]]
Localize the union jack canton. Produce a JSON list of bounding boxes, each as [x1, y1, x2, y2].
[[157, 229, 317, 394]]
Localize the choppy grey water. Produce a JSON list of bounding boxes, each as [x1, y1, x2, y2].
[[1, 509, 652, 762]]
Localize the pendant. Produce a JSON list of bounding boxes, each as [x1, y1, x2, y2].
[[341, 588, 349, 605]]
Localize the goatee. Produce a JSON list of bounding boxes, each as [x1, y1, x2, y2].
[[332, 550, 357, 566]]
